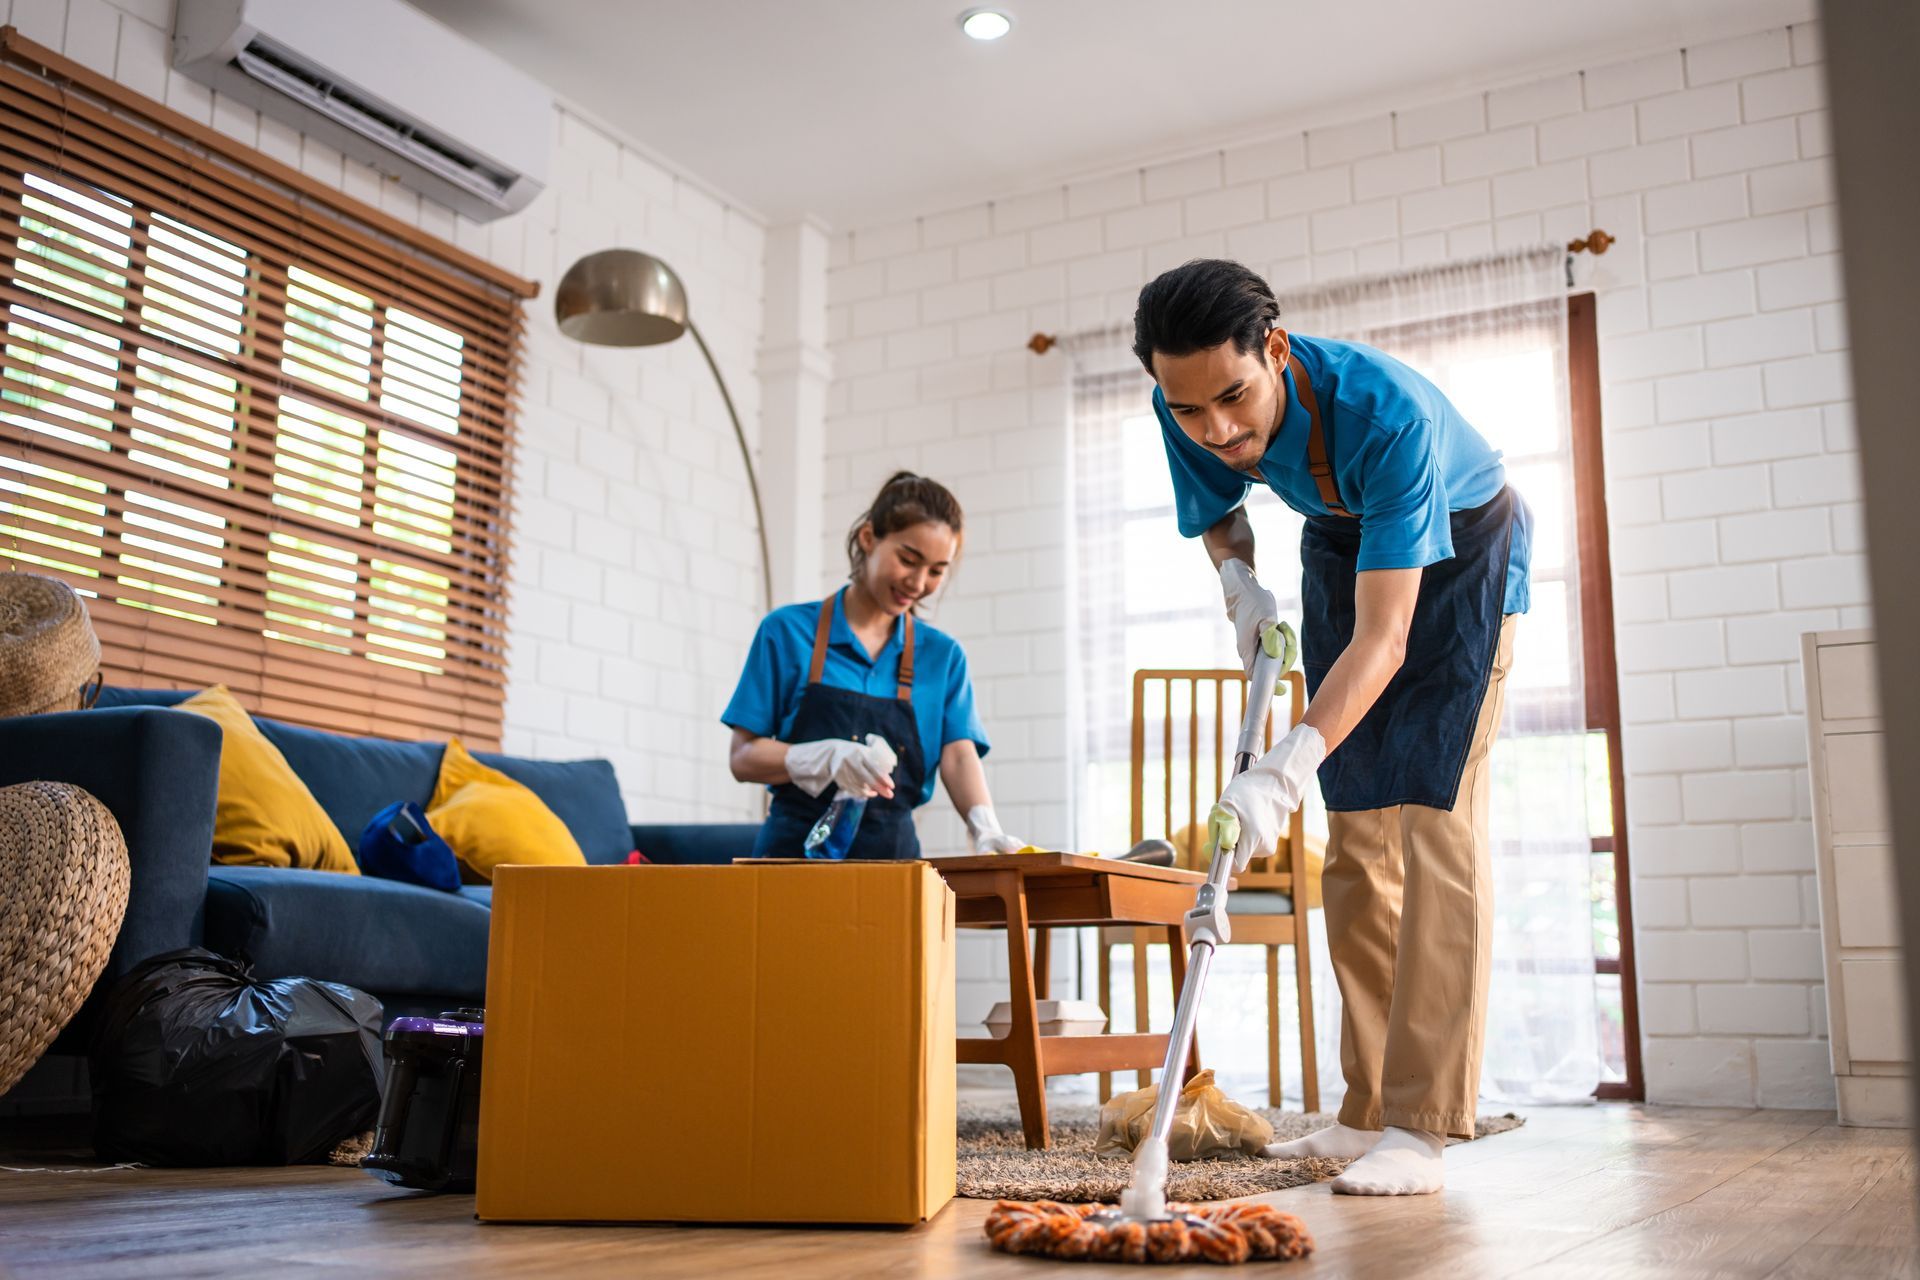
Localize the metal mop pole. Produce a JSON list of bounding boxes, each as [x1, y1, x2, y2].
[[1116, 627, 1286, 1223]]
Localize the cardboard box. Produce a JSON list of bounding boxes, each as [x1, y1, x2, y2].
[[476, 861, 956, 1225]]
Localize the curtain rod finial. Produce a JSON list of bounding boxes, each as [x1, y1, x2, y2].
[[1568, 229, 1615, 256], [1027, 332, 1057, 355]]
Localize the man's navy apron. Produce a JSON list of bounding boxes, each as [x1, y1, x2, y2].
[[1287, 355, 1518, 813], [750, 592, 927, 860]]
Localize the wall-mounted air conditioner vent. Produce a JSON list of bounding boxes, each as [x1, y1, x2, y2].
[[174, 0, 552, 222]]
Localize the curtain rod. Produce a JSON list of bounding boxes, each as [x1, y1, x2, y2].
[[1026, 229, 1612, 356]]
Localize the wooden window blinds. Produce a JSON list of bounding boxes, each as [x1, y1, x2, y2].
[[0, 28, 538, 747]]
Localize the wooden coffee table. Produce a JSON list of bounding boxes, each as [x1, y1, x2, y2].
[[929, 853, 1210, 1149]]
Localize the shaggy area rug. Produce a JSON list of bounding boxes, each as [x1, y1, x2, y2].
[[957, 1104, 1525, 1202]]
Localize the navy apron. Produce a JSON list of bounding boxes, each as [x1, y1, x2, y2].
[[749, 592, 927, 860], [1288, 355, 1517, 813]]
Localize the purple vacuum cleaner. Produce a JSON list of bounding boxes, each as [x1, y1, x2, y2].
[[362, 1008, 485, 1193]]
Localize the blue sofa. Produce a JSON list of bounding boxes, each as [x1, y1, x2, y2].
[[0, 690, 762, 1041]]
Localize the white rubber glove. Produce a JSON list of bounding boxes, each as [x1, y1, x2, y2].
[[785, 733, 898, 799], [1218, 558, 1279, 677], [1213, 724, 1328, 872], [965, 804, 1026, 855]]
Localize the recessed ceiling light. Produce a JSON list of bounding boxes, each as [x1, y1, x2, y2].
[[959, 8, 1012, 40]]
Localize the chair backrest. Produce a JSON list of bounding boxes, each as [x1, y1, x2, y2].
[[1130, 667, 1306, 894]]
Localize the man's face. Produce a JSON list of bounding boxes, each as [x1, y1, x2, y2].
[[1153, 328, 1289, 474]]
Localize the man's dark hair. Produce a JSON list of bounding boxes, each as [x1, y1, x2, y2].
[[1131, 259, 1280, 376]]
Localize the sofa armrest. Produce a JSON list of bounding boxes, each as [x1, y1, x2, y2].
[[0, 707, 221, 984], [630, 823, 762, 865]]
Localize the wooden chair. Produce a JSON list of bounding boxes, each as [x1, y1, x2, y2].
[[1096, 667, 1320, 1112]]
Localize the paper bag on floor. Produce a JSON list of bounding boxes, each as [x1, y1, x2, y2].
[[1094, 1069, 1274, 1160]]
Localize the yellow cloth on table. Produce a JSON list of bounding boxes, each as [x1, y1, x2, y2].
[[175, 685, 358, 873], [428, 737, 585, 882]]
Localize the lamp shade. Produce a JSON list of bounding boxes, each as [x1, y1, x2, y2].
[[554, 249, 688, 347]]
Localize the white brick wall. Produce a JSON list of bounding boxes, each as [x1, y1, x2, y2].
[[821, 21, 1854, 1103], [58, 0, 768, 826]]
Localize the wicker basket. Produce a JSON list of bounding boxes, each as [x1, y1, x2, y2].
[[0, 781, 130, 1095], [0, 573, 101, 718]]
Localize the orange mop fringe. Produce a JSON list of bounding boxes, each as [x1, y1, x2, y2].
[[984, 1198, 1314, 1265]]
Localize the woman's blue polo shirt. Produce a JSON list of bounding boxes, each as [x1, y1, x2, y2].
[[722, 589, 989, 807]]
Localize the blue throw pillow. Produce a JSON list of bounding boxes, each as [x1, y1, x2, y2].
[[358, 800, 462, 893]]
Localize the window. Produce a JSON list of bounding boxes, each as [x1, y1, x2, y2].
[[0, 30, 535, 743]]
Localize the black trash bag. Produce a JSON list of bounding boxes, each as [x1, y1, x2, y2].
[[89, 947, 384, 1165]]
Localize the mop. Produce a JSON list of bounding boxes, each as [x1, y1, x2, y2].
[[984, 622, 1316, 1266]]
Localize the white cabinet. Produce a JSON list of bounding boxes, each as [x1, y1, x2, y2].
[[1804, 628, 1907, 1126]]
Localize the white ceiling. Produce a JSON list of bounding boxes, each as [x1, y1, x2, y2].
[[407, 0, 1816, 229]]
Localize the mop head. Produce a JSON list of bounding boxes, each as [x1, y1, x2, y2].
[[984, 1199, 1314, 1265]]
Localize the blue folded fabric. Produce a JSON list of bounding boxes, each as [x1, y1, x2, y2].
[[358, 800, 462, 892]]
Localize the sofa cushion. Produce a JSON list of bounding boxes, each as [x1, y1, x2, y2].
[[99, 688, 633, 865], [429, 738, 585, 880], [177, 685, 360, 874], [205, 865, 489, 1002], [473, 750, 631, 867]]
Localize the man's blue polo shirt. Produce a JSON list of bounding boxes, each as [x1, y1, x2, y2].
[[1155, 334, 1532, 614]]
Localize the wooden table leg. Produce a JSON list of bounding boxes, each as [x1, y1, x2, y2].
[[1097, 934, 1114, 1102], [994, 871, 1050, 1150], [1032, 926, 1051, 1001], [1131, 933, 1151, 1091]]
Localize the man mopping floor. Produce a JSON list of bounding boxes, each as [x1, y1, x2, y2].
[[1135, 258, 1532, 1197]]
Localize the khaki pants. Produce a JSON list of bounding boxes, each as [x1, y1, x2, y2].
[[1322, 615, 1516, 1139]]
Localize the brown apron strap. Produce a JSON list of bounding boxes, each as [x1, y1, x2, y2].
[[1291, 353, 1350, 517], [806, 595, 834, 684], [807, 592, 916, 703], [896, 613, 915, 702]]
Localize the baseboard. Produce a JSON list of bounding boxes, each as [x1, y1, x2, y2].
[[1836, 1074, 1911, 1127]]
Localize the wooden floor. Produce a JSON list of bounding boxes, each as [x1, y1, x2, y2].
[[0, 1104, 1912, 1278]]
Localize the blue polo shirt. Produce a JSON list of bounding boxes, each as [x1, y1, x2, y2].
[[722, 590, 989, 807], [1156, 334, 1532, 614]]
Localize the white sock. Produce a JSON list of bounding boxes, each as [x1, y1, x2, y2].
[[1330, 1126, 1445, 1196], [1260, 1122, 1380, 1161]]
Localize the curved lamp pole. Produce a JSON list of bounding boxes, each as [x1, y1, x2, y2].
[[554, 249, 773, 613]]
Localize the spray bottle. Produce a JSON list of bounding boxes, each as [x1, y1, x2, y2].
[[803, 733, 898, 860]]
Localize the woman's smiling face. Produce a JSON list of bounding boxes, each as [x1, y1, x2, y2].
[[858, 519, 958, 615]]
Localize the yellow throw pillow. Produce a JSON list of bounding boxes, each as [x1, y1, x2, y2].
[[177, 686, 358, 874], [427, 738, 585, 882]]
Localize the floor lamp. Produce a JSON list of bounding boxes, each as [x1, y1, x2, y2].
[[554, 249, 773, 613]]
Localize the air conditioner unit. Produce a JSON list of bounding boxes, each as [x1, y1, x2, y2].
[[173, 0, 551, 222]]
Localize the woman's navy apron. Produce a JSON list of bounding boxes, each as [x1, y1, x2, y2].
[[1287, 355, 1517, 813], [750, 592, 927, 860]]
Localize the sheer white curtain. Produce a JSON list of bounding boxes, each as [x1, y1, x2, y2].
[[1068, 245, 1601, 1109]]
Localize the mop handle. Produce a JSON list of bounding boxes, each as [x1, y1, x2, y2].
[[1136, 629, 1287, 1158], [1234, 621, 1286, 762]]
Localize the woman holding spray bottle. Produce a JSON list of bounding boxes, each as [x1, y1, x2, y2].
[[724, 472, 1025, 860]]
